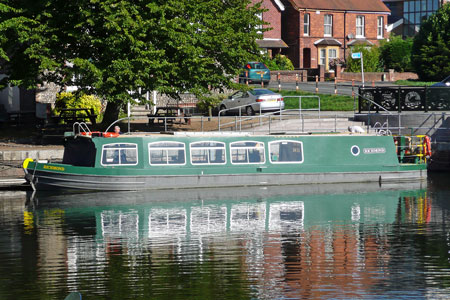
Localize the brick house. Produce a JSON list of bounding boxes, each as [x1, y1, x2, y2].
[[252, 0, 289, 57], [280, 0, 391, 71]]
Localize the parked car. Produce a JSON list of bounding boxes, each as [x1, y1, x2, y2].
[[431, 75, 450, 87], [218, 88, 284, 116], [239, 62, 270, 85]]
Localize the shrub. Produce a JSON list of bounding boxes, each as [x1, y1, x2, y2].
[[379, 34, 413, 72], [197, 94, 226, 116], [54, 92, 102, 122], [262, 54, 294, 70], [345, 45, 383, 72]]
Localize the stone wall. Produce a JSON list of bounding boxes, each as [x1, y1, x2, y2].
[[35, 82, 60, 104]]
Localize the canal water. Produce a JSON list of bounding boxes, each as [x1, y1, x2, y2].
[[0, 174, 449, 300]]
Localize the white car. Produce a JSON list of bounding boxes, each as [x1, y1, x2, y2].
[[219, 89, 284, 116]]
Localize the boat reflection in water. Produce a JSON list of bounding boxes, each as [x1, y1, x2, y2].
[[21, 181, 441, 300]]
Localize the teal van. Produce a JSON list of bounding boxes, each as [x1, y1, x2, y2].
[[239, 62, 270, 85]]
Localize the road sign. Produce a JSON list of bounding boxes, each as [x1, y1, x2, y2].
[[351, 52, 361, 59]]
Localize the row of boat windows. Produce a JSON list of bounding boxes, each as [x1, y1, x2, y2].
[[101, 140, 304, 166]]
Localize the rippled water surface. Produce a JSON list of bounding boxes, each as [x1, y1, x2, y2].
[[0, 175, 449, 300]]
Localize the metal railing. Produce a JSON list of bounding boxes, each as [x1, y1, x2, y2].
[[394, 135, 429, 164], [218, 96, 321, 132], [358, 86, 450, 113], [218, 103, 284, 132]]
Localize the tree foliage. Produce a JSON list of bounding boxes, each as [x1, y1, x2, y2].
[[345, 45, 383, 73], [412, 3, 450, 81], [379, 34, 413, 72], [0, 0, 265, 122]]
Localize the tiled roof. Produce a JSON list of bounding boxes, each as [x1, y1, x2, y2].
[[256, 39, 289, 48], [314, 38, 342, 46], [288, 0, 390, 13]]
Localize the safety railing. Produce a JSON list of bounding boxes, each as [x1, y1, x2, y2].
[[73, 122, 91, 135], [218, 103, 284, 132], [358, 86, 450, 113], [394, 135, 430, 164], [218, 96, 321, 132]]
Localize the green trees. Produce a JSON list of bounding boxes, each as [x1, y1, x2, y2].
[[412, 3, 450, 81], [345, 45, 383, 73], [379, 34, 414, 72], [0, 0, 265, 122]]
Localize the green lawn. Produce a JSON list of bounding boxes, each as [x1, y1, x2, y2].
[[278, 90, 355, 111], [394, 79, 437, 86]]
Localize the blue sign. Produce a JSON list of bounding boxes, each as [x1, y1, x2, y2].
[[351, 52, 361, 59]]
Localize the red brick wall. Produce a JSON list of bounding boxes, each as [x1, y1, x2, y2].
[[251, 0, 283, 39], [261, 0, 282, 38], [338, 71, 418, 82]]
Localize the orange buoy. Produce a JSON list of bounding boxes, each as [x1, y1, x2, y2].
[[103, 132, 120, 138], [424, 136, 432, 157]]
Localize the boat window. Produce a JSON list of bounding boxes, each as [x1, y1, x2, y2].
[[101, 143, 138, 166], [230, 141, 265, 164], [190, 141, 226, 165], [269, 140, 303, 163], [148, 141, 186, 165]]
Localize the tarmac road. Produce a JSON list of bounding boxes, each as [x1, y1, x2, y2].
[[250, 81, 395, 97]]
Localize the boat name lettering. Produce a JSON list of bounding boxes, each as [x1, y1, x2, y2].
[[43, 165, 65, 171], [363, 148, 386, 154]]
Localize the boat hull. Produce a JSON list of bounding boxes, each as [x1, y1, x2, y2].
[[25, 168, 426, 191]]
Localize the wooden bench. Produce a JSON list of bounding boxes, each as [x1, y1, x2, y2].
[[51, 108, 97, 125], [148, 107, 191, 125]]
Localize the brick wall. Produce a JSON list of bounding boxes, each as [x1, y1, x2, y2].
[[338, 71, 418, 82], [259, 0, 282, 39]]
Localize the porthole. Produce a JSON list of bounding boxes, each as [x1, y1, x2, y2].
[[351, 145, 360, 156]]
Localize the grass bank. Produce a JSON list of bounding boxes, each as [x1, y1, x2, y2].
[[394, 79, 437, 86], [278, 90, 355, 111]]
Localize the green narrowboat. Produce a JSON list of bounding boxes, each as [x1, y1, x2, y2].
[[23, 131, 428, 191]]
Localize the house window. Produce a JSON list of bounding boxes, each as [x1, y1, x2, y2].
[[377, 16, 384, 38], [304, 13, 310, 36], [328, 48, 337, 67], [256, 12, 263, 35], [324, 14, 333, 37], [319, 48, 326, 65], [356, 16, 365, 37], [319, 47, 339, 71]]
